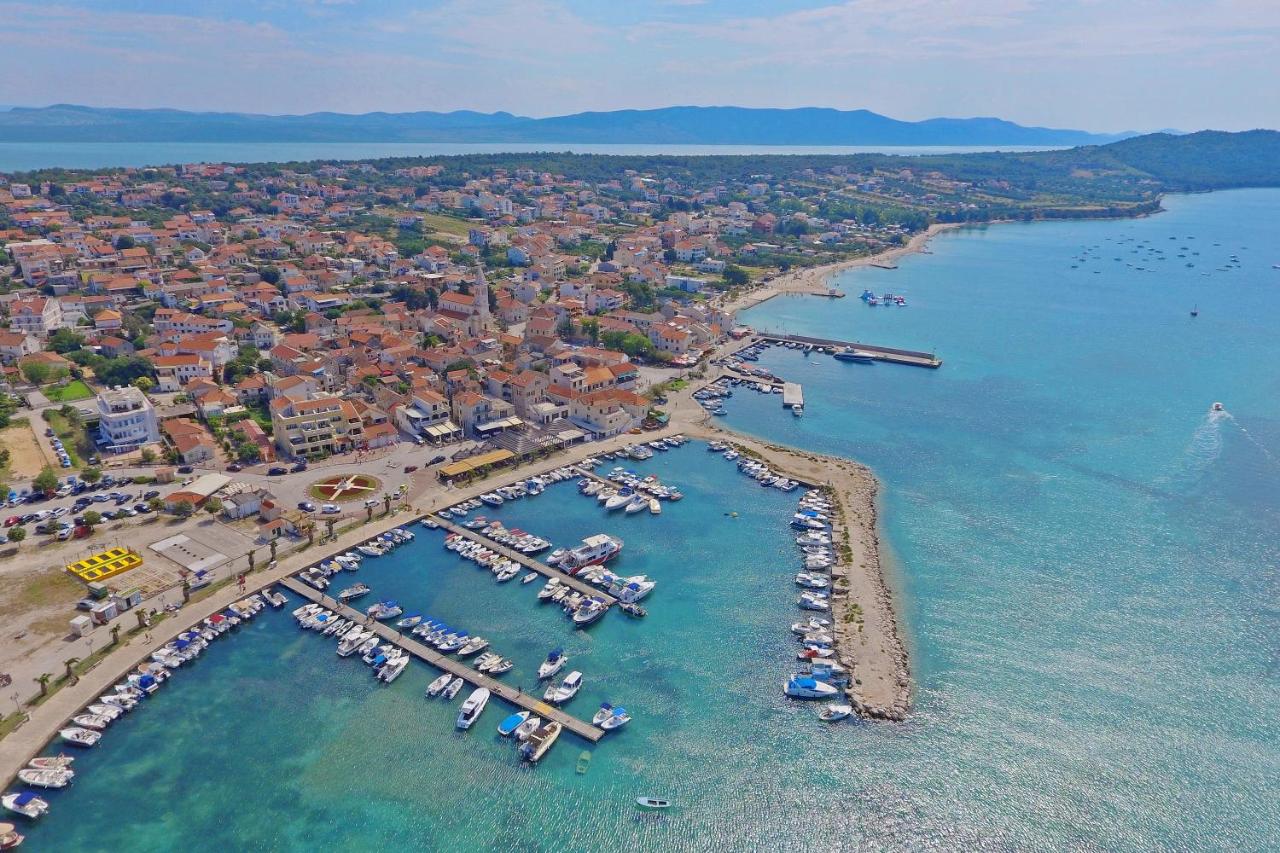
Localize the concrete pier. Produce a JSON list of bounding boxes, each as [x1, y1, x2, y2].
[[427, 516, 618, 605], [759, 333, 941, 368], [280, 576, 605, 743], [782, 383, 804, 409]]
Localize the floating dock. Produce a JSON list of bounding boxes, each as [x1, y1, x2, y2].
[[280, 576, 604, 743], [428, 516, 618, 605], [782, 383, 804, 409], [759, 333, 941, 368]]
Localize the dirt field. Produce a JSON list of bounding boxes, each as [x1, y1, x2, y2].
[[0, 422, 51, 479]]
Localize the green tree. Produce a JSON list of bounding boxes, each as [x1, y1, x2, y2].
[[140, 447, 157, 463], [383, 493, 392, 516], [83, 510, 102, 529], [63, 656, 81, 685], [110, 624, 122, 646], [113, 234, 135, 250], [172, 500, 195, 518], [203, 497, 223, 515], [7, 526, 26, 543], [258, 265, 281, 285], [147, 497, 163, 513], [580, 317, 600, 345], [722, 264, 750, 287], [133, 376, 154, 393], [35, 672, 51, 697], [33, 466, 59, 495], [81, 466, 102, 484], [21, 361, 51, 386], [48, 328, 85, 354]]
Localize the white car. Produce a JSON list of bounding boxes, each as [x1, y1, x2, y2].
[[322, 504, 341, 514]]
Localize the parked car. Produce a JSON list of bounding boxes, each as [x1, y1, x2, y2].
[[56, 528, 74, 540], [134, 503, 151, 514], [321, 504, 340, 514], [227, 463, 243, 472], [429, 455, 447, 465], [298, 501, 316, 512], [267, 466, 288, 477], [403, 465, 418, 473], [290, 462, 308, 473], [3, 516, 19, 527], [176, 465, 194, 475], [143, 490, 160, 500], [363, 498, 379, 508]]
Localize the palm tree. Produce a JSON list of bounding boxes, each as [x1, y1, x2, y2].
[[247, 549, 257, 572], [110, 625, 122, 647], [382, 493, 392, 517], [35, 673, 51, 698], [366, 505, 373, 523], [269, 539, 278, 562], [326, 518, 336, 541], [63, 657, 81, 685], [306, 522, 315, 546]]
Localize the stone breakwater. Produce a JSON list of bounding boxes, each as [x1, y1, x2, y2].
[[682, 419, 912, 721]]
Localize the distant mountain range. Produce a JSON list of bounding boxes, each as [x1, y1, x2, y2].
[[0, 104, 1135, 146]]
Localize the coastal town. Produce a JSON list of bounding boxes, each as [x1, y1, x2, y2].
[[0, 152, 939, 786]]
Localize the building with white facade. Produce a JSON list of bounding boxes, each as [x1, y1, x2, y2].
[[96, 386, 161, 452]]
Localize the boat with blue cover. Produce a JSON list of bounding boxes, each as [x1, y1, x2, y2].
[[497, 711, 530, 736]]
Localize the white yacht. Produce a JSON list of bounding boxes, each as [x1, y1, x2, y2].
[[537, 648, 568, 679], [544, 670, 583, 704], [784, 675, 841, 699], [456, 688, 491, 730], [425, 673, 452, 697]]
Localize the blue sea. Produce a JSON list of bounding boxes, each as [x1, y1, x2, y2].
[[19, 190, 1280, 850], [0, 142, 1061, 172]]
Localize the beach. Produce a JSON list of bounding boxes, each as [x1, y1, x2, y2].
[[722, 222, 962, 314]]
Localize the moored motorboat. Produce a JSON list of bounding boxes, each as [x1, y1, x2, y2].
[[337, 583, 370, 602], [519, 721, 562, 763], [819, 703, 853, 722], [0, 822, 23, 850], [513, 715, 542, 741], [784, 674, 841, 699], [545, 670, 583, 705], [572, 598, 608, 627], [58, 727, 101, 748], [24, 757, 73, 771], [537, 648, 568, 680], [497, 710, 530, 737], [442, 677, 464, 700], [456, 688, 491, 730], [600, 708, 631, 730], [2, 791, 48, 820], [15, 769, 72, 790], [425, 673, 452, 697]]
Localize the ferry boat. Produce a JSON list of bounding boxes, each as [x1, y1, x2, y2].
[[519, 721, 562, 763], [456, 688, 491, 730], [560, 534, 623, 570]]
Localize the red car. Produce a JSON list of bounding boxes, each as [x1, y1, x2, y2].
[[3, 516, 20, 527]]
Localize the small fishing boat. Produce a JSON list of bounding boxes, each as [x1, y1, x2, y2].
[[58, 728, 100, 748], [600, 707, 631, 730], [442, 677, 463, 700], [71, 714, 112, 732], [15, 769, 71, 790], [366, 600, 403, 620], [635, 797, 672, 810], [497, 711, 530, 737], [514, 715, 542, 741], [488, 658, 514, 675], [337, 583, 370, 602], [2, 791, 48, 820], [24, 757, 73, 771], [784, 675, 841, 699], [456, 688, 491, 730], [522, 571, 540, 584], [425, 673, 452, 697], [0, 822, 23, 851], [618, 602, 647, 618], [519, 721, 562, 763], [576, 751, 592, 775], [396, 613, 424, 629], [537, 648, 568, 680], [592, 703, 617, 726], [819, 703, 853, 722], [545, 671, 583, 705]]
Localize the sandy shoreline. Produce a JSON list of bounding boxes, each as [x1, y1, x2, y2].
[[722, 222, 962, 315]]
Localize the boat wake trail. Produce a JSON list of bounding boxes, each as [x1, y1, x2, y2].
[[1219, 408, 1280, 469], [1183, 409, 1227, 473]]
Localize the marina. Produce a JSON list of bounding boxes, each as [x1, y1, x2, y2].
[[279, 577, 605, 743], [757, 332, 942, 367]]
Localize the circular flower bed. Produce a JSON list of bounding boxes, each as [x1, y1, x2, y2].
[[309, 473, 382, 502]]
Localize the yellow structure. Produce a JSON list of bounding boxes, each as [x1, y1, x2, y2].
[[437, 449, 515, 480], [66, 547, 143, 583]]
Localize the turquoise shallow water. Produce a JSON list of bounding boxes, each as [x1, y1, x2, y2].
[[18, 190, 1280, 851]]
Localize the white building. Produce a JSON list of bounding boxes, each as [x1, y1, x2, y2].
[[96, 386, 161, 452]]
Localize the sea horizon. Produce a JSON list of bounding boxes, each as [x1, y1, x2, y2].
[[0, 141, 1065, 172]]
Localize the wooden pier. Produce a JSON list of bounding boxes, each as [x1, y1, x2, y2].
[[280, 576, 605, 743], [428, 516, 618, 605], [759, 332, 941, 368]]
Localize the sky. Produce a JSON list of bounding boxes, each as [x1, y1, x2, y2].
[[0, 0, 1276, 132]]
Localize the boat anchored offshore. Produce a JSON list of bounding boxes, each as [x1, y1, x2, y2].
[[636, 797, 672, 810], [537, 648, 568, 680]]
